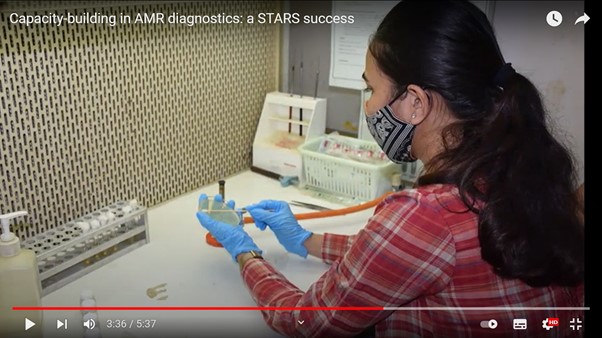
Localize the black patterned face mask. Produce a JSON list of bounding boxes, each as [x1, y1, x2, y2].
[[365, 100, 417, 164]]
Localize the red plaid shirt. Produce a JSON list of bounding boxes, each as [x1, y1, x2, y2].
[[242, 184, 585, 337]]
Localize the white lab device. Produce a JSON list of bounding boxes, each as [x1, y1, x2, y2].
[[252, 91, 327, 178]]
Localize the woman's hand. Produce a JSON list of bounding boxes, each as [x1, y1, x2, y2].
[[196, 194, 262, 262], [245, 200, 312, 258]]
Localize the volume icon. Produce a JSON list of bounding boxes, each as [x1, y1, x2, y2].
[[83, 318, 96, 329]]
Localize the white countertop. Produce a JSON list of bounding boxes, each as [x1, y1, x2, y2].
[[40, 170, 375, 338]]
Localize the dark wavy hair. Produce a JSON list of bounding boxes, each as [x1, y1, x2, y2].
[[369, 0, 584, 287]]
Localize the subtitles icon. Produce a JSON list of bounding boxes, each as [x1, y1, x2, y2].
[[480, 319, 498, 329], [542, 317, 559, 330], [513, 319, 527, 330]]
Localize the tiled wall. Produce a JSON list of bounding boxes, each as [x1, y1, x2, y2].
[[1, 1, 279, 239]]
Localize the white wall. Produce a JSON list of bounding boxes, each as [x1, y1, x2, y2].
[[493, 1, 585, 183]]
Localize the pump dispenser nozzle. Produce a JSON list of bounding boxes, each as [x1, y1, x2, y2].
[[0, 210, 28, 257]]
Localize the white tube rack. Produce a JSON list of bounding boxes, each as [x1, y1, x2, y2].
[[22, 200, 149, 296]]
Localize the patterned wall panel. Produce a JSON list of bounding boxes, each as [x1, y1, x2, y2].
[[0, 1, 279, 239]]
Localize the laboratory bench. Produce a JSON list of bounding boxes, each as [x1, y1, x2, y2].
[[38, 170, 375, 338]]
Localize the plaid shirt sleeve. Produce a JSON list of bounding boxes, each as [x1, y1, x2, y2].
[[321, 233, 356, 264], [241, 190, 456, 338]]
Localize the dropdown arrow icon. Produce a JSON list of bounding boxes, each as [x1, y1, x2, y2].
[[298, 320, 304, 325]]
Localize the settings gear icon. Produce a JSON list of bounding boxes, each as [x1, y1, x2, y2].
[[542, 318, 553, 330]]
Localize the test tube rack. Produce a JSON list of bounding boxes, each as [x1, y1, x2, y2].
[[22, 200, 149, 296], [252, 91, 327, 178]]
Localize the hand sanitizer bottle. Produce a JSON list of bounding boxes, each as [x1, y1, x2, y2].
[[0, 211, 43, 337]]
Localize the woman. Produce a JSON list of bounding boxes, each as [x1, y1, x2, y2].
[[197, 1, 584, 337]]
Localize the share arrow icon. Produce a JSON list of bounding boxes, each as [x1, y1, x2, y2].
[[575, 13, 589, 25]]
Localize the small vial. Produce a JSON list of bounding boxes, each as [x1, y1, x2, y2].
[[65, 247, 76, 259], [89, 219, 101, 230], [103, 229, 113, 240], [56, 251, 66, 264], [45, 256, 57, 269], [105, 211, 116, 222], [82, 311, 98, 324], [74, 242, 86, 254], [80, 290, 96, 303], [109, 227, 118, 239], [97, 214, 108, 226], [81, 298, 96, 314], [86, 238, 95, 248], [77, 221, 91, 233], [116, 223, 127, 234]]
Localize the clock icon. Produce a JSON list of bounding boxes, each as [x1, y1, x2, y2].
[[546, 10, 563, 27]]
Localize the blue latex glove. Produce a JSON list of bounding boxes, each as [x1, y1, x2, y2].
[[245, 200, 312, 258], [196, 193, 262, 262]]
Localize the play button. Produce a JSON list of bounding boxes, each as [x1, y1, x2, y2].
[[25, 318, 36, 331]]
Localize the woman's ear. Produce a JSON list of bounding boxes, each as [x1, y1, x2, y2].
[[405, 84, 431, 124]]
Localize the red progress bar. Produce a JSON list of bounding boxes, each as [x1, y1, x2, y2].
[[14, 306, 384, 311]]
